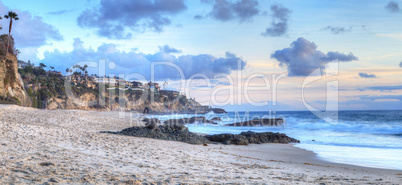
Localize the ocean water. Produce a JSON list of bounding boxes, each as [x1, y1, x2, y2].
[[146, 110, 402, 170]]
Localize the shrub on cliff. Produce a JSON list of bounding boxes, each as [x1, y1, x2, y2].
[[3, 59, 16, 88], [0, 34, 15, 56]]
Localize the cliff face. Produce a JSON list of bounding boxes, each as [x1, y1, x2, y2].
[[0, 55, 32, 106], [45, 90, 201, 114]]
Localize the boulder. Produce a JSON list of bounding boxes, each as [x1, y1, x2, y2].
[[211, 108, 227, 114], [205, 134, 249, 145], [107, 124, 210, 145], [205, 131, 299, 145], [240, 131, 299, 144], [142, 118, 161, 130]]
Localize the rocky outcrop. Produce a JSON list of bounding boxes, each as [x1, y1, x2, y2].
[[163, 117, 217, 125], [240, 131, 299, 143], [142, 118, 161, 130], [211, 108, 227, 114], [104, 124, 210, 145], [205, 131, 299, 145], [205, 133, 249, 145], [0, 55, 32, 106], [225, 118, 284, 127], [103, 118, 299, 145]]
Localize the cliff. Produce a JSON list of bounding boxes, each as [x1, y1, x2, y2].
[[19, 72, 204, 113], [45, 88, 202, 114], [0, 35, 212, 113], [0, 54, 32, 106]]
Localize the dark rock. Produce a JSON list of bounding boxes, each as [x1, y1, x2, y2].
[[142, 118, 161, 130], [205, 131, 299, 145], [241, 131, 299, 143], [211, 117, 222, 121], [163, 117, 217, 125], [107, 124, 210, 145], [225, 118, 284, 127], [204, 134, 249, 145], [211, 108, 227, 114]]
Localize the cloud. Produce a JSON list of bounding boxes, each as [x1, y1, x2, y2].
[[360, 95, 402, 101], [339, 95, 402, 110], [271, 37, 358, 76], [365, 85, 402, 91], [0, 2, 63, 61], [358, 72, 378, 78], [48, 9, 76, 15], [204, 0, 260, 22], [194, 15, 204, 20], [377, 33, 402, 41], [158, 45, 182, 53], [261, 4, 291, 37], [0, 3, 63, 48], [38, 38, 246, 80], [385, 1, 400, 13], [77, 0, 187, 39], [321, 26, 352, 34]]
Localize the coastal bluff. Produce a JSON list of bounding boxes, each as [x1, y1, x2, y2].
[[0, 35, 221, 113], [0, 54, 32, 106]]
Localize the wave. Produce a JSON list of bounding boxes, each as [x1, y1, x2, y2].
[[187, 110, 402, 170]]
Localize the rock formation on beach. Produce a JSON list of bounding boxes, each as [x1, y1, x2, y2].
[[103, 118, 298, 145], [211, 108, 227, 114], [104, 124, 211, 145], [225, 118, 284, 126], [205, 131, 300, 145]]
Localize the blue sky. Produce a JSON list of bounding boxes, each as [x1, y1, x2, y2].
[[1, 0, 402, 111]]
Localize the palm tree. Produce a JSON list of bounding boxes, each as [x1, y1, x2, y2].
[[4, 11, 19, 57], [39, 63, 47, 69], [83, 64, 88, 77]]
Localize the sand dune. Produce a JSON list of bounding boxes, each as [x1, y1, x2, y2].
[[0, 105, 401, 184]]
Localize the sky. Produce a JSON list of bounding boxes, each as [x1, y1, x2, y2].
[[0, 0, 401, 111]]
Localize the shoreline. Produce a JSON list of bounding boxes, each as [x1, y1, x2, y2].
[[292, 144, 402, 172], [1, 105, 401, 184]]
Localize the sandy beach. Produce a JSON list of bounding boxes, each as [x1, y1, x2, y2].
[[0, 105, 401, 184]]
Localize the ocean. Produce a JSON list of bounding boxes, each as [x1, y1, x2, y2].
[[146, 110, 402, 170]]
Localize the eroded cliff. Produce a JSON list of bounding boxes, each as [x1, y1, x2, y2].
[[0, 54, 32, 106]]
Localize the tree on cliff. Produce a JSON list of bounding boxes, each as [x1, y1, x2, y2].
[[83, 64, 88, 76], [4, 11, 19, 57], [39, 63, 47, 69]]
